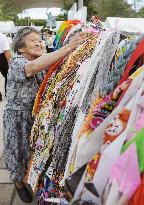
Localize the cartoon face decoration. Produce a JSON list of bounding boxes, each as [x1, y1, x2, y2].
[[105, 116, 123, 137], [101, 115, 124, 151], [103, 109, 130, 147]]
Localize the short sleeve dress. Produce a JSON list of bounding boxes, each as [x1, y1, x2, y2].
[[3, 54, 46, 182]]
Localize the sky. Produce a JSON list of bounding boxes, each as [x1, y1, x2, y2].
[[127, 0, 144, 9], [17, 0, 144, 20], [17, 8, 62, 19]]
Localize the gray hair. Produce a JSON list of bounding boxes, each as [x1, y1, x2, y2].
[[13, 27, 40, 54]]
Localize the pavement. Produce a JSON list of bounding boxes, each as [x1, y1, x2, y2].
[[0, 73, 36, 205]]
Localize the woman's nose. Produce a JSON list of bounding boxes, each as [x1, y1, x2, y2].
[[35, 42, 40, 46], [35, 40, 42, 46]]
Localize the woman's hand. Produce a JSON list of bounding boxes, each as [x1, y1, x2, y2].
[[67, 32, 88, 51]]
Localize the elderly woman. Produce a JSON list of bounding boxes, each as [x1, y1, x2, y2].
[[3, 27, 87, 203]]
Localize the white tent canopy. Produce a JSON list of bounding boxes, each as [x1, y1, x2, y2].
[[105, 17, 144, 33], [0, 21, 16, 33]]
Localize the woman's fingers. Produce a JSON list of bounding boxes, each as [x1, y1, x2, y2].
[[78, 32, 88, 38], [74, 32, 88, 42], [69, 32, 89, 48]]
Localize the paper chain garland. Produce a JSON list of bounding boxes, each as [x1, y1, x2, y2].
[[53, 20, 81, 50], [27, 34, 98, 194]]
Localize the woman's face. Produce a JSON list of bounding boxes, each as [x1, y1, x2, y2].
[[19, 32, 46, 60], [44, 32, 51, 38]]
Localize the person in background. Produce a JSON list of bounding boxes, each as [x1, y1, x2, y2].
[[43, 28, 54, 53], [3, 27, 87, 203], [52, 31, 56, 40], [0, 32, 11, 100]]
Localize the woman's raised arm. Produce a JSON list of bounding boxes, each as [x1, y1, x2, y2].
[[25, 32, 87, 77]]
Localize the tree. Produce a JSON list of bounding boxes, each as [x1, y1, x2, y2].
[[55, 9, 68, 21], [97, 0, 136, 20], [63, 0, 74, 10], [0, 0, 20, 21], [137, 6, 144, 16], [84, 0, 98, 21], [15, 18, 46, 26]]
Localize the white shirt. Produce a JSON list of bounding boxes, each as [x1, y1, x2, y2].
[[0, 33, 10, 54]]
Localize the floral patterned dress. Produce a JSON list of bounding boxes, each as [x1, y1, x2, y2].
[[3, 54, 45, 182]]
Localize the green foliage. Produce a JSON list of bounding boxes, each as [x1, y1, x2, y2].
[[63, 0, 74, 10], [97, 0, 136, 20], [55, 9, 68, 21], [136, 6, 144, 17], [84, 0, 98, 21], [15, 18, 46, 26], [0, 0, 20, 21]]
